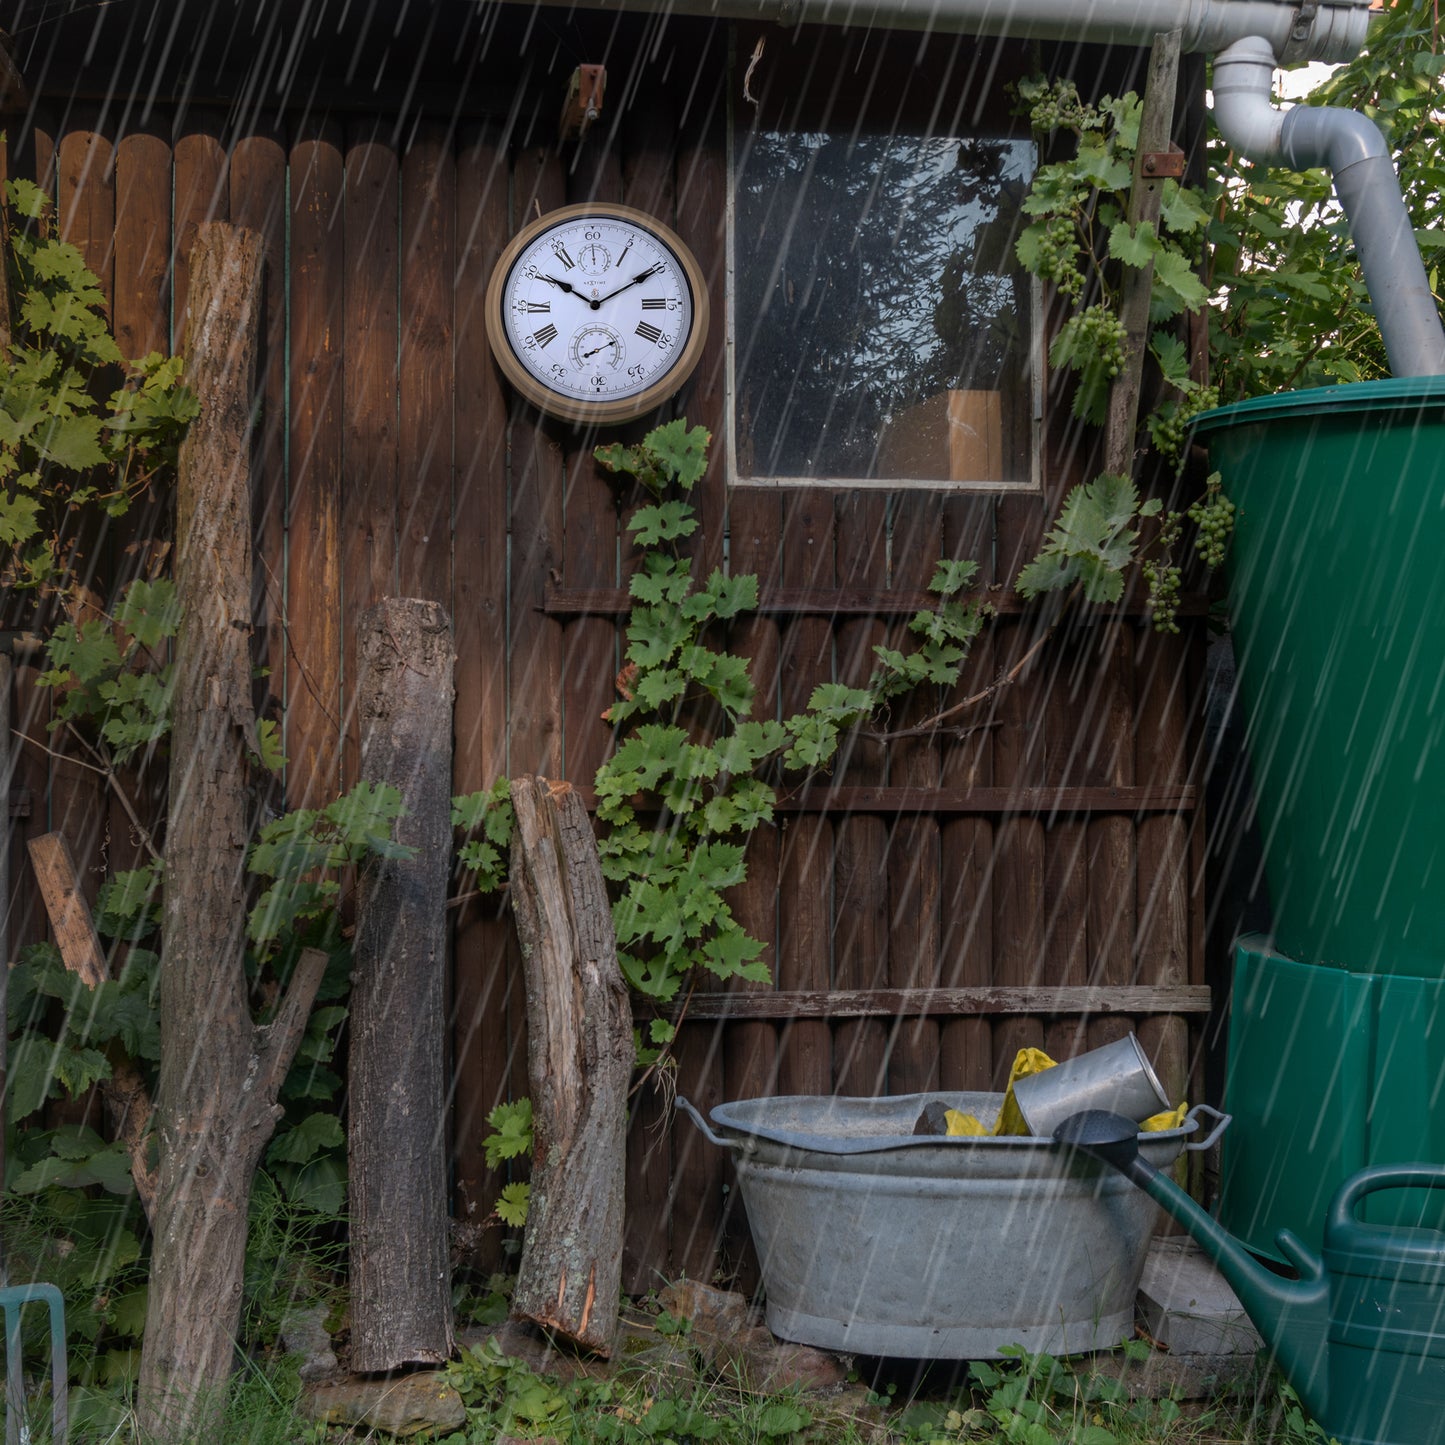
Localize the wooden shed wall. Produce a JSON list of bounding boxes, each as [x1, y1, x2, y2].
[[2, 10, 1208, 1289]]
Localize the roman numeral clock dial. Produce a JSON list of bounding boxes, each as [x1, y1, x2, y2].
[[484, 203, 709, 426]]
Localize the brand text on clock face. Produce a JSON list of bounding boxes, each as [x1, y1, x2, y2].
[[503, 217, 695, 401]]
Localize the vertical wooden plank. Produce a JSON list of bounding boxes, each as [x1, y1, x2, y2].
[[1135, 627, 1192, 1109], [230, 126, 288, 731], [561, 136, 624, 789], [885, 494, 946, 1096], [172, 108, 228, 346], [398, 120, 456, 604], [109, 121, 172, 885], [1042, 630, 1090, 1061], [776, 488, 834, 1098], [832, 493, 889, 1096], [990, 618, 1048, 1087], [507, 147, 566, 782], [1087, 622, 1138, 1052], [451, 121, 515, 1269], [341, 126, 400, 790], [287, 122, 345, 811], [673, 30, 728, 580], [937, 497, 997, 1092]]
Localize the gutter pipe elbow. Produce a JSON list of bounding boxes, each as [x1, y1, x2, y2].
[[1211, 37, 1445, 377]]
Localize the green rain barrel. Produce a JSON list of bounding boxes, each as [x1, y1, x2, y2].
[[1197, 377, 1445, 1257], [1195, 377, 1445, 977]]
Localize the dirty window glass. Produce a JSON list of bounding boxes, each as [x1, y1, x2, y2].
[[730, 129, 1038, 488]]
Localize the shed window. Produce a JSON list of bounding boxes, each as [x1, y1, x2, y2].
[[728, 42, 1040, 491]]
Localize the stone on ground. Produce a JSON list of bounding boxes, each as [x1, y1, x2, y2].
[[303, 1371, 467, 1437]]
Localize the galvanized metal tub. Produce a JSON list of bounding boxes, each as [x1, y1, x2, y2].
[[679, 1092, 1226, 1359]]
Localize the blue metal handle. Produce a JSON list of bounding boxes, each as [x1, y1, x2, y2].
[[674, 1096, 734, 1150], [1182, 1102, 1232, 1153]]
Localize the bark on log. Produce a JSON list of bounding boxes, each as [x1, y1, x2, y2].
[[348, 596, 457, 1372], [138, 223, 326, 1437], [508, 776, 632, 1354]]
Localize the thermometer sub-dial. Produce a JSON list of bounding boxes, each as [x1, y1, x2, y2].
[[570, 323, 625, 372]]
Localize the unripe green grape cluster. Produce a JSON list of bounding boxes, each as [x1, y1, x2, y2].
[[1188, 476, 1236, 569], [1142, 510, 1184, 634], [1072, 305, 1128, 378], [1032, 216, 1085, 298], [1149, 384, 1221, 465], [1027, 80, 1093, 134]]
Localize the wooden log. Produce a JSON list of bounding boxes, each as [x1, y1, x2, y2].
[[348, 597, 457, 1372], [508, 776, 631, 1355], [140, 223, 327, 1437], [26, 831, 157, 1219]]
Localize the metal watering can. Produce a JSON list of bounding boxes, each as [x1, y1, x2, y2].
[[1056, 1110, 1445, 1445]]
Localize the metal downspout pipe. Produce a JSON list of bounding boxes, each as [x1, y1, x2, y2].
[[1211, 36, 1445, 378]]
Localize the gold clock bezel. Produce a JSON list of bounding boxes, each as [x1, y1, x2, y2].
[[484, 202, 710, 427]]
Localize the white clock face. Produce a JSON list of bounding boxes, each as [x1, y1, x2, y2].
[[497, 211, 698, 411]]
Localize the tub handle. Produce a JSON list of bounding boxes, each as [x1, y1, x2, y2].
[[1182, 1102, 1232, 1152], [675, 1095, 734, 1150]]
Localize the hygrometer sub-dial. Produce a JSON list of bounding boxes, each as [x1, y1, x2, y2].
[[576, 242, 612, 277], [569, 324, 625, 372]]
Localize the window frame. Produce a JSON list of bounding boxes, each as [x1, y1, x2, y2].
[[723, 35, 1045, 495]]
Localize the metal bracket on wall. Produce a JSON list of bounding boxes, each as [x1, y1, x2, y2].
[[1141, 146, 1186, 178], [560, 64, 606, 142]]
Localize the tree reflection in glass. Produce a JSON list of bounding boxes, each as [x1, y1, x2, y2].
[[732, 131, 1037, 486]]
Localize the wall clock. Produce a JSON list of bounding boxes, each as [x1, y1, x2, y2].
[[484, 202, 709, 426]]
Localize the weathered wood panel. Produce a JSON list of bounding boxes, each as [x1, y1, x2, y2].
[[287, 123, 345, 811], [451, 120, 514, 1269]]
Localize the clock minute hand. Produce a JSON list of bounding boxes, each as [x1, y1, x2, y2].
[[593, 262, 665, 306]]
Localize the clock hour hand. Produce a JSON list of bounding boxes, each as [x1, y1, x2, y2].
[[540, 273, 584, 298], [593, 262, 665, 306]]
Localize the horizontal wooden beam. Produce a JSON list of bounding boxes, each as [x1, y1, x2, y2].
[[543, 584, 1208, 620], [576, 784, 1195, 816], [641, 984, 1213, 1022], [772, 784, 1196, 815]]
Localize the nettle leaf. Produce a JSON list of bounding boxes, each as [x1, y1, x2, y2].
[[54, 1045, 113, 1099], [267, 1111, 344, 1166]]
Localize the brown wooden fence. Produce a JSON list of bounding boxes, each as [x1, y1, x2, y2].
[[2, 9, 1208, 1290]]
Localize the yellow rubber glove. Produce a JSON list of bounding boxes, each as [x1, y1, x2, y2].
[[1142, 1101, 1187, 1132], [992, 1047, 1057, 1136], [943, 1109, 988, 1136]]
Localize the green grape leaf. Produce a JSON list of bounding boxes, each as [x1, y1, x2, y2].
[[496, 1182, 531, 1228], [1107, 219, 1160, 267], [645, 419, 711, 490], [266, 1110, 345, 1166]]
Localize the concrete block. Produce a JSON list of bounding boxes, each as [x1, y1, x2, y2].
[[1137, 1235, 1263, 1356]]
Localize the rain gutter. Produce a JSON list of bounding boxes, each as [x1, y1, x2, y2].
[[553, 0, 1373, 62]]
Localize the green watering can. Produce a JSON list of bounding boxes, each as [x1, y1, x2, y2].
[[1056, 1111, 1445, 1445]]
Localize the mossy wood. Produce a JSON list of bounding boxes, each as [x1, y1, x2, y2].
[[508, 776, 632, 1354], [349, 596, 458, 1371], [138, 223, 328, 1437]]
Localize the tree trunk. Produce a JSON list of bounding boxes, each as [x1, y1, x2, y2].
[[348, 596, 457, 1372], [138, 223, 326, 1437], [508, 777, 632, 1354]]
